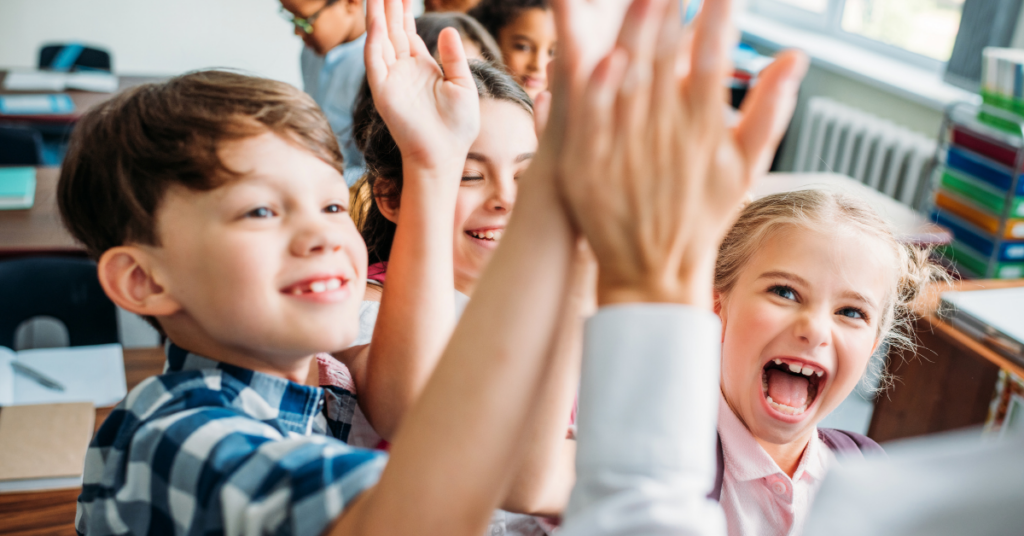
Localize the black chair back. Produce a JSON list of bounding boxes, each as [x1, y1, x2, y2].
[[0, 257, 118, 349], [0, 126, 45, 166], [38, 44, 112, 72]]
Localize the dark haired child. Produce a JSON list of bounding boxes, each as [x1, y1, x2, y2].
[[323, 3, 580, 535], [469, 0, 556, 100], [280, 0, 368, 186], [417, 11, 503, 64]]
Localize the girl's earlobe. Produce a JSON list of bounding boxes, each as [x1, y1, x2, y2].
[[97, 246, 182, 319]]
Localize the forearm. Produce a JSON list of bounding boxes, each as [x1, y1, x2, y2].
[[500, 243, 591, 515], [362, 165, 460, 439], [337, 170, 576, 535]]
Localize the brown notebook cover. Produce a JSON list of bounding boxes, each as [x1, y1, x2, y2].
[[0, 402, 95, 492]]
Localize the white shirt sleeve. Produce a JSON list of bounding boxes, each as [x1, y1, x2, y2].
[[560, 304, 727, 536]]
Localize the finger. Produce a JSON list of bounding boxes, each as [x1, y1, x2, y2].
[[533, 90, 552, 137], [365, 0, 392, 86], [564, 48, 629, 213], [409, 25, 434, 59], [385, 0, 411, 58], [615, 0, 669, 67], [687, 0, 738, 113], [613, 0, 671, 154], [402, 0, 417, 37], [651, 0, 683, 117], [734, 49, 809, 177], [437, 27, 474, 89]]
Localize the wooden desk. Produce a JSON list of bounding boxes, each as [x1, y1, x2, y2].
[[868, 279, 1024, 443], [0, 347, 165, 536], [755, 172, 952, 245], [0, 167, 82, 256], [0, 71, 163, 124]]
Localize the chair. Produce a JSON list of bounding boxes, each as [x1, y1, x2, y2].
[[0, 125, 45, 166], [38, 44, 112, 72], [0, 257, 118, 349]]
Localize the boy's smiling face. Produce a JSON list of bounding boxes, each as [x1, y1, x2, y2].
[[717, 224, 891, 450], [146, 131, 366, 377]]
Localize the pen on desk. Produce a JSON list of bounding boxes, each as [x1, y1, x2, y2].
[[11, 361, 65, 392]]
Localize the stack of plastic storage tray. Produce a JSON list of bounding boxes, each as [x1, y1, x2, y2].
[[931, 103, 1024, 279]]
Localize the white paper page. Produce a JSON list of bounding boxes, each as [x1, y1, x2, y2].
[[65, 72, 118, 93], [2, 71, 67, 91], [943, 287, 1024, 345], [0, 348, 14, 406], [14, 344, 127, 407]]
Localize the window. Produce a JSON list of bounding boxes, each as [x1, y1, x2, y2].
[[749, 0, 966, 70], [841, 0, 964, 62]]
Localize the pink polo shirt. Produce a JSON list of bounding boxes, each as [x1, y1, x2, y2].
[[717, 394, 835, 536]]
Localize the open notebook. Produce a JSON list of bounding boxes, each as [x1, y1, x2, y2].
[[940, 287, 1024, 367], [0, 344, 127, 407]]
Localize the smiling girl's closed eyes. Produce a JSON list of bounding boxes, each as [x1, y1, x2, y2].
[[711, 190, 946, 536]]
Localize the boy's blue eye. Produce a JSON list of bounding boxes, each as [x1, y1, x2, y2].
[[838, 307, 866, 320], [246, 207, 274, 218], [770, 285, 797, 301], [324, 203, 345, 213]]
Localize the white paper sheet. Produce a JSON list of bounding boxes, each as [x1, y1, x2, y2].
[[3, 70, 118, 93], [0, 344, 127, 407]]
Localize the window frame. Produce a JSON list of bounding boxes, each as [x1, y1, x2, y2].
[[747, 0, 951, 73]]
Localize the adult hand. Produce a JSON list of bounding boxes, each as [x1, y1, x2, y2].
[[557, 0, 808, 308], [364, 0, 479, 173]]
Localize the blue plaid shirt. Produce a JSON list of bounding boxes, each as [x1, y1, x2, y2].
[[76, 343, 387, 535]]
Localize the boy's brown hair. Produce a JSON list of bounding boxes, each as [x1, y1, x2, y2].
[[58, 70, 343, 259]]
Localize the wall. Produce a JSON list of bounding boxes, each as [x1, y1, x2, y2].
[[771, 4, 1024, 173], [776, 67, 947, 172], [0, 0, 308, 87]]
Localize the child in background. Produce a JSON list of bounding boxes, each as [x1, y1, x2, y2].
[[712, 190, 945, 536], [469, 0, 556, 100], [280, 0, 367, 186], [416, 11, 503, 65]]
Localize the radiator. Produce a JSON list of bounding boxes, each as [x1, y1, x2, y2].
[[793, 97, 938, 209]]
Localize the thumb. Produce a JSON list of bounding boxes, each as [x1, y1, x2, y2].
[[437, 27, 474, 90]]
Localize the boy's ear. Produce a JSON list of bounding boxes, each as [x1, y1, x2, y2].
[[97, 246, 182, 319], [373, 181, 400, 224]]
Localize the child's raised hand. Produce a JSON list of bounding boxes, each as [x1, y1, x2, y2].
[[557, 0, 808, 308], [364, 0, 480, 173]]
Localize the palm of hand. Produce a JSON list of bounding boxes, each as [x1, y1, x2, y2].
[[373, 55, 480, 171]]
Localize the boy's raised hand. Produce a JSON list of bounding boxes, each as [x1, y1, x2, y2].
[[364, 0, 479, 172], [557, 0, 808, 308]]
